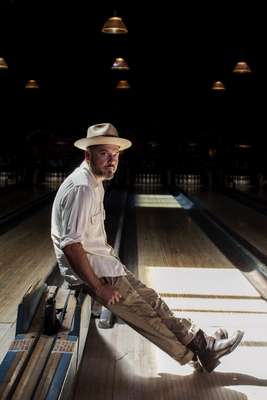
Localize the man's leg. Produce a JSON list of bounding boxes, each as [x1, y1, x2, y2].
[[124, 270, 229, 344], [112, 270, 244, 373], [94, 276, 194, 366], [123, 269, 198, 345]]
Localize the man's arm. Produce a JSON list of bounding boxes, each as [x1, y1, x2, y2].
[[63, 242, 121, 305]]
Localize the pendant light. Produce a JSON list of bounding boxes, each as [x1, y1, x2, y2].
[[102, 16, 128, 34], [0, 57, 8, 70], [25, 79, 39, 89], [116, 80, 130, 90], [233, 61, 251, 74], [211, 80, 226, 91], [111, 57, 130, 70]]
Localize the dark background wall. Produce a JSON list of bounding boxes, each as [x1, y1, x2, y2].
[[0, 1, 266, 183]]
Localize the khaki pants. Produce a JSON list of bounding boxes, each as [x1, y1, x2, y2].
[[77, 268, 198, 365]]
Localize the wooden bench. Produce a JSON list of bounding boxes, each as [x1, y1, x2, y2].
[[0, 280, 91, 399]]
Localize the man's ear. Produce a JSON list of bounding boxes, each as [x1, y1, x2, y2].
[[85, 150, 90, 162]]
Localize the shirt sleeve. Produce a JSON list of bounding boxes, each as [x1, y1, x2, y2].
[[59, 185, 92, 249]]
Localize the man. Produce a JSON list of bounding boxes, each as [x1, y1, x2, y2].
[[51, 123, 244, 373]]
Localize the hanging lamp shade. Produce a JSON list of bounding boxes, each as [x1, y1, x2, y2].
[[112, 57, 130, 70], [211, 80, 226, 91], [25, 79, 39, 89], [0, 57, 8, 69], [233, 61, 251, 74], [236, 144, 251, 149], [116, 80, 130, 90], [208, 148, 216, 158], [102, 16, 128, 34]]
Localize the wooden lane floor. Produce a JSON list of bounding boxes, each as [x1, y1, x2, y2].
[[189, 189, 267, 266], [74, 188, 267, 400], [0, 185, 54, 220], [134, 194, 232, 272], [239, 186, 267, 203], [0, 203, 56, 362]]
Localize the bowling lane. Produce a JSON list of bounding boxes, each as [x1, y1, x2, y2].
[[75, 190, 267, 400], [134, 193, 266, 340], [0, 203, 56, 323], [240, 186, 267, 203], [134, 193, 232, 274], [189, 190, 267, 259], [0, 185, 54, 220]]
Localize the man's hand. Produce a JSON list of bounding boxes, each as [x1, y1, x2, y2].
[[63, 243, 121, 305], [95, 284, 122, 306]]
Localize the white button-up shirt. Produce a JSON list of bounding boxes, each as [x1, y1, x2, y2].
[[51, 160, 126, 285]]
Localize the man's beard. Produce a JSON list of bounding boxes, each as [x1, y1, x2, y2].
[[91, 161, 115, 180]]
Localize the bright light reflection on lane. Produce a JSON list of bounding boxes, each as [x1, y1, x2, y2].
[[143, 266, 260, 297], [162, 297, 267, 313], [134, 194, 181, 208]]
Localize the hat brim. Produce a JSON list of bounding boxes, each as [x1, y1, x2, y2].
[[74, 136, 132, 151]]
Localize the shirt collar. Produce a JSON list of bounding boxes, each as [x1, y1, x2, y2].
[[81, 160, 99, 189]]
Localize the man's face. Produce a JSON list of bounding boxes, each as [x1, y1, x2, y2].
[[87, 144, 120, 180]]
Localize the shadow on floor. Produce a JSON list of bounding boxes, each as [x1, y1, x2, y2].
[[74, 320, 267, 400]]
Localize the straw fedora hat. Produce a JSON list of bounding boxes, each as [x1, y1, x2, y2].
[[74, 123, 132, 151]]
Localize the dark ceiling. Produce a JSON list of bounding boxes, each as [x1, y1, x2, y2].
[[0, 0, 266, 148]]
